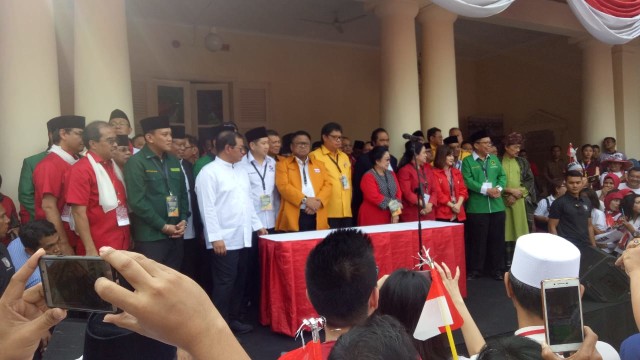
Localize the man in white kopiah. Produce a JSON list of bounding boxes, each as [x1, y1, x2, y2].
[[504, 233, 620, 360]]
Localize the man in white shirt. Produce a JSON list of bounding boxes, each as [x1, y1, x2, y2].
[[504, 233, 620, 360], [619, 167, 640, 195], [195, 130, 267, 334], [240, 127, 277, 308]]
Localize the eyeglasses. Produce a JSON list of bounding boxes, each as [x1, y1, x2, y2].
[[234, 145, 248, 153], [328, 135, 342, 141], [110, 121, 129, 127], [475, 140, 493, 145], [293, 142, 310, 148]]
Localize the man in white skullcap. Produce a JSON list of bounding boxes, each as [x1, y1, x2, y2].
[[504, 233, 620, 360]]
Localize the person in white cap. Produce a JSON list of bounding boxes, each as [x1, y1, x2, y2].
[[504, 233, 620, 360]]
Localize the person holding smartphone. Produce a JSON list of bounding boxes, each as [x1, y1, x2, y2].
[[504, 233, 619, 359]]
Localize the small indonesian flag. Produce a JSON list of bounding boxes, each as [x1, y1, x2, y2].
[[413, 268, 464, 341], [278, 342, 322, 360]]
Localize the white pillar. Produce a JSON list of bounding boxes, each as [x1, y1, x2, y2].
[[417, 4, 459, 134], [613, 44, 640, 157], [75, 0, 133, 122], [579, 38, 616, 146], [374, 0, 422, 157], [0, 0, 60, 201]]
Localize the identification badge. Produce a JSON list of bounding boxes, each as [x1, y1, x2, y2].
[[340, 175, 350, 190], [116, 205, 130, 226], [61, 205, 71, 222], [481, 181, 492, 194], [423, 194, 431, 205], [166, 195, 179, 217], [260, 194, 273, 211]]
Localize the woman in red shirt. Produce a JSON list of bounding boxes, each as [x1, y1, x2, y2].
[[358, 146, 403, 226], [397, 141, 438, 222], [432, 145, 468, 222]]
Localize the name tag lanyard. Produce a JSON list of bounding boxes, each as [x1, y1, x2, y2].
[[152, 157, 173, 196], [447, 168, 456, 202], [251, 161, 269, 193]]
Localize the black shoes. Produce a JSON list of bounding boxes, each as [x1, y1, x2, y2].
[[229, 320, 254, 335], [467, 270, 481, 280]]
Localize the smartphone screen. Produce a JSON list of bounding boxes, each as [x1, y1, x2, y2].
[[39, 255, 117, 313], [543, 278, 583, 352]]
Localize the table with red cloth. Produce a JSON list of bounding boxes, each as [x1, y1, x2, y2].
[[259, 220, 465, 337]]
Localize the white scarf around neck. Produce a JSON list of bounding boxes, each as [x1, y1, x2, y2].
[[86, 153, 125, 213], [49, 145, 79, 165]]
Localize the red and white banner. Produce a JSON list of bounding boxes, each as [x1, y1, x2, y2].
[[568, 0, 640, 44], [431, 0, 515, 18]]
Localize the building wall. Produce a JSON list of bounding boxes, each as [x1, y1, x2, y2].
[[458, 35, 583, 167], [124, 19, 382, 142]]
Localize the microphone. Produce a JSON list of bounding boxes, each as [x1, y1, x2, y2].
[[402, 133, 422, 141]]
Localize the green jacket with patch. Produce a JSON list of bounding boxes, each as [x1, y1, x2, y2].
[[124, 145, 189, 242], [461, 153, 507, 214]]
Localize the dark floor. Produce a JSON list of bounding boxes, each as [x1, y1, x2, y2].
[[43, 276, 634, 360]]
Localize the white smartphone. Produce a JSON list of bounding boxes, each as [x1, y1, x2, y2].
[[541, 277, 584, 353]]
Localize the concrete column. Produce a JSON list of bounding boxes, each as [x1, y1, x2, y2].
[[75, 0, 133, 122], [613, 44, 640, 157], [579, 38, 616, 146], [0, 0, 60, 201], [417, 4, 459, 134], [374, 0, 422, 157]]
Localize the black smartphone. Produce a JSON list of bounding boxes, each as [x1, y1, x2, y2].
[[542, 278, 584, 353], [38, 255, 118, 313]]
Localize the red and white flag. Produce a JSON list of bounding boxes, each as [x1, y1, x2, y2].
[[413, 268, 464, 341]]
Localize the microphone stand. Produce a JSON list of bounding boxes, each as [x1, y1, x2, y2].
[[411, 140, 425, 270]]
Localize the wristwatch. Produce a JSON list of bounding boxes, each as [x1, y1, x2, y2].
[[302, 196, 308, 205]]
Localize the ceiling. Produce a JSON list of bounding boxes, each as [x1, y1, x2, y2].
[[64, 0, 568, 60]]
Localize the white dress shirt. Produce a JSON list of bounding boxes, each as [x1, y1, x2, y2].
[[180, 159, 195, 240], [195, 157, 263, 251], [296, 156, 316, 209], [618, 182, 640, 195], [240, 152, 278, 229]]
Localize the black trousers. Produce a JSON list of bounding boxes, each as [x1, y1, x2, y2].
[[134, 238, 184, 271], [328, 217, 354, 229], [244, 228, 275, 309], [299, 211, 317, 231], [181, 237, 213, 295], [211, 247, 249, 321], [465, 211, 506, 274]]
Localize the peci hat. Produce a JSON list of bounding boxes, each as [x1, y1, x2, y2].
[[170, 125, 186, 139], [116, 135, 130, 147], [109, 109, 129, 121], [468, 129, 490, 144], [443, 135, 459, 145], [510, 233, 580, 289], [47, 115, 86, 132], [245, 126, 268, 143], [140, 116, 170, 134]]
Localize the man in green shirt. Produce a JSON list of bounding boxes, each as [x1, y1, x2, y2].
[[193, 122, 238, 178], [17, 123, 53, 224], [124, 116, 189, 270], [461, 130, 507, 281]]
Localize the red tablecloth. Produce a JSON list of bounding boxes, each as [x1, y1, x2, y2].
[[259, 221, 466, 337]]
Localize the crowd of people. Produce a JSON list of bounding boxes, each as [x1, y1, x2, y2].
[[0, 109, 639, 359]]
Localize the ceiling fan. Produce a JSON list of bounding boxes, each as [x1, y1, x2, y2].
[[300, 11, 367, 34]]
